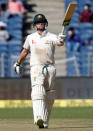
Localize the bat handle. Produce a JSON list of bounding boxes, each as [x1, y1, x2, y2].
[[61, 26, 66, 35]]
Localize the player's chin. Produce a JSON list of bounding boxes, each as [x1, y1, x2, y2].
[[37, 28, 45, 31]]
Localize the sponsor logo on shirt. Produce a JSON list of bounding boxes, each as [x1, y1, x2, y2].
[[45, 40, 54, 44], [32, 40, 35, 44], [45, 40, 49, 44]]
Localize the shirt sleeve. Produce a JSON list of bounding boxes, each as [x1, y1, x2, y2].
[[23, 36, 30, 50]]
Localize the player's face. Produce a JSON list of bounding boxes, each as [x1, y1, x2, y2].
[[68, 30, 74, 37], [35, 22, 45, 31]]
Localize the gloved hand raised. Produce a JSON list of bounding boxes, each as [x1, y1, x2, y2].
[[13, 62, 23, 75], [58, 33, 66, 43]]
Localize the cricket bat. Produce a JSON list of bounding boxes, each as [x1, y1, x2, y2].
[[61, 2, 77, 34]]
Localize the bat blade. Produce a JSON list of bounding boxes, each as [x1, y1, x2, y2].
[[62, 2, 77, 26]]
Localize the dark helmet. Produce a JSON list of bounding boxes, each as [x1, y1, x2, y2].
[[32, 14, 48, 26]]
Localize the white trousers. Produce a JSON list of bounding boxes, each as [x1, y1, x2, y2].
[[30, 65, 56, 125]]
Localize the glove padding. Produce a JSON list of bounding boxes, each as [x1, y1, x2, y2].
[[13, 62, 23, 75], [58, 33, 66, 42]]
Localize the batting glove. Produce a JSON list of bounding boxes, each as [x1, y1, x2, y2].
[[13, 62, 23, 75], [58, 33, 66, 42]]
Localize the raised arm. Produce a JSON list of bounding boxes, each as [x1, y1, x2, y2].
[[56, 33, 66, 46], [56, 32, 66, 46]]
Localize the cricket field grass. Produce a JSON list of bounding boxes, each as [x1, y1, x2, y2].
[[0, 107, 93, 131]]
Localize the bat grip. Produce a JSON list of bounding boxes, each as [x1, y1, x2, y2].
[[61, 26, 66, 35]]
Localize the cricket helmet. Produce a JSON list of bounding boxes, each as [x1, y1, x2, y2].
[[32, 14, 48, 26]]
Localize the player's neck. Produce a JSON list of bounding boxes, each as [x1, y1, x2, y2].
[[38, 31, 43, 35], [37, 29, 46, 36]]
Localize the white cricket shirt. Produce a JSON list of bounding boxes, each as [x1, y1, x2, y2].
[[23, 30, 59, 66]]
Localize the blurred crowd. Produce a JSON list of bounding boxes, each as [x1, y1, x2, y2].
[[66, 3, 93, 52], [0, 0, 24, 41], [79, 3, 93, 23]]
